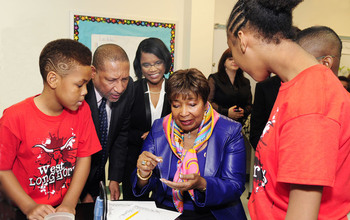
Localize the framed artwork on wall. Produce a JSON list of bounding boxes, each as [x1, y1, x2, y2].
[[71, 13, 176, 79]]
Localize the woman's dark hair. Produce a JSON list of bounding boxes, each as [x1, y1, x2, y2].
[[217, 48, 247, 87], [227, 0, 303, 43], [133, 37, 172, 80], [166, 68, 210, 103]]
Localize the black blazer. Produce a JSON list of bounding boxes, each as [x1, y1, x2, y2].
[[249, 75, 281, 149], [208, 72, 252, 123], [82, 78, 134, 197], [128, 78, 171, 150], [122, 78, 170, 200]]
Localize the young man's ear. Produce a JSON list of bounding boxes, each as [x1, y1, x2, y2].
[[320, 55, 334, 70], [46, 71, 59, 88]]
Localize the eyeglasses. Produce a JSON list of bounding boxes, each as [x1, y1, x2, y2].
[[316, 55, 336, 60], [141, 60, 164, 69]]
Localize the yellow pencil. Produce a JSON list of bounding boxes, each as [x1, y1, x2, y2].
[[125, 211, 139, 220]]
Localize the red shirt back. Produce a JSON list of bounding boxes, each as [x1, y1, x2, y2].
[[248, 65, 350, 219]]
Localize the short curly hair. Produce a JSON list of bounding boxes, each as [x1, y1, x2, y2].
[[166, 68, 209, 104]]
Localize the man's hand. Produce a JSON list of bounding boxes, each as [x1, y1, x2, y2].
[[81, 193, 94, 203], [109, 180, 120, 200], [141, 131, 149, 140]]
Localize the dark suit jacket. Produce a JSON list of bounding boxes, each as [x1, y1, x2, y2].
[[82, 78, 134, 197], [123, 78, 171, 199], [132, 116, 247, 219], [249, 75, 281, 149]]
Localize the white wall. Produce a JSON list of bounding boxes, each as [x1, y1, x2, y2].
[[1, 0, 350, 115], [0, 0, 187, 115], [187, 0, 215, 75]]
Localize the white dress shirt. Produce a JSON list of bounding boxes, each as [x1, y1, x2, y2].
[[146, 80, 165, 126]]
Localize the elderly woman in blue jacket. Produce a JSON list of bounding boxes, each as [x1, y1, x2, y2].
[[132, 68, 247, 220]]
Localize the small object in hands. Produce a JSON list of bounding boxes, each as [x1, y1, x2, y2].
[[141, 160, 146, 165], [44, 212, 74, 220], [234, 108, 241, 112]]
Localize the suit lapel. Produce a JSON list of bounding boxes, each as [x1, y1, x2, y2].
[[142, 79, 152, 127], [107, 101, 119, 151], [161, 79, 170, 117]]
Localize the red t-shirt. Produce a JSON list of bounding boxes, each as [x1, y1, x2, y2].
[[248, 65, 350, 220], [0, 96, 101, 206]]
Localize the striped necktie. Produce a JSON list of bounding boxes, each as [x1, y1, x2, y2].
[[97, 97, 108, 179]]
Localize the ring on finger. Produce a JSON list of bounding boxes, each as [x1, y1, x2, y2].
[[141, 160, 146, 166]]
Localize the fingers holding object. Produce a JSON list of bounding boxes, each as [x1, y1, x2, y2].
[[138, 152, 163, 170]]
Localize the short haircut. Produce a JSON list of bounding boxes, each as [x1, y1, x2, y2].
[[133, 38, 172, 80], [166, 68, 210, 104], [295, 26, 342, 58], [227, 0, 303, 43], [217, 48, 247, 87], [39, 39, 92, 81], [92, 44, 129, 71]]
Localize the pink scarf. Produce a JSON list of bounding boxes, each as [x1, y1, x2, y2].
[[163, 102, 219, 212]]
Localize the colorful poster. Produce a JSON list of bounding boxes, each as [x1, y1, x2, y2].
[[73, 15, 176, 78]]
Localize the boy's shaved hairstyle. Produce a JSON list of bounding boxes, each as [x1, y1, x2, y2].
[[296, 26, 342, 58], [92, 44, 129, 71], [39, 39, 92, 81]]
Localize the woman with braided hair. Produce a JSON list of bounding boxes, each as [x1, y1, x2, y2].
[[227, 0, 350, 219]]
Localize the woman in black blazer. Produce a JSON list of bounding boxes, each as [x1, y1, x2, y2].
[[122, 38, 172, 200], [208, 48, 252, 124]]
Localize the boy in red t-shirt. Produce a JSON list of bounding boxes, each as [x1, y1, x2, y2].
[[0, 39, 101, 219]]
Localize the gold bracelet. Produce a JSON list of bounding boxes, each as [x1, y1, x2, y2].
[[137, 169, 153, 181]]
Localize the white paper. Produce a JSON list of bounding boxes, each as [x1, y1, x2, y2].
[[107, 201, 180, 220]]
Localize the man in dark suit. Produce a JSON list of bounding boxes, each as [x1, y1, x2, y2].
[[81, 44, 134, 202], [249, 75, 281, 150]]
